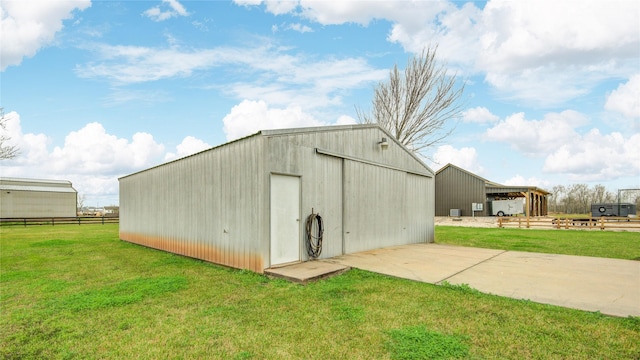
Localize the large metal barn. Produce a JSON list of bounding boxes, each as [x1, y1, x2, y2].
[[119, 124, 435, 273], [0, 177, 78, 218]]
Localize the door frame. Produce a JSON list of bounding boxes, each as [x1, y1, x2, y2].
[[269, 173, 302, 267]]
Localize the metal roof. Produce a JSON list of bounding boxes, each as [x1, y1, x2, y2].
[[435, 164, 551, 195], [0, 177, 76, 193], [486, 186, 551, 195], [0, 184, 77, 193]]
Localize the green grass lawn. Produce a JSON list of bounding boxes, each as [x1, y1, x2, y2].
[[1, 225, 639, 359], [435, 226, 640, 260]]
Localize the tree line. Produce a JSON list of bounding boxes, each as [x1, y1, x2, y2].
[[548, 184, 640, 214]]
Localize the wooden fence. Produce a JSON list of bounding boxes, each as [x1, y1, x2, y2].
[[498, 216, 640, 231], [0, 216, 119, 227]]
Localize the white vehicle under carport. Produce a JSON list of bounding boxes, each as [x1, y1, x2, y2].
[[491, 199, 524, 216]]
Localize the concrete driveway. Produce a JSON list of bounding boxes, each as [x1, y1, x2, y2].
[[324, 243, 640, 317]]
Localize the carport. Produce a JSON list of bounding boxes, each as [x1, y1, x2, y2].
[[435, 163, 550, 217], [486, 185, 549, 217]]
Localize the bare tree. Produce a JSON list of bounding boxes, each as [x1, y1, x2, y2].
[[569, 184, 592, 214], [551, 183, 622, 215], [77, 194, 86, 214], [357, 46, 465, 152], [0, 108, 20, 160], [591, 184, 615, 204], [549, 185, 566, 213]]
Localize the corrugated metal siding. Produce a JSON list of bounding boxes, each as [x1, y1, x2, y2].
[[120, 136, 267, 273], [267, 126, 432, 177], [405, 173, 434, 244], [309, 155, 343, 259], [267, 134, 344, 261], [435, 166, 486, 216], [343, 160, 407, 253], [0, 190, 77, 218], [267, 126, 434, 259]]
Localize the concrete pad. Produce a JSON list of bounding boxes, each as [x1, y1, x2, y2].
[[326, 243, 640, 317], [445, 251, 640, 317], [265, 261, 350, 284], [327, 243, 504, 283]]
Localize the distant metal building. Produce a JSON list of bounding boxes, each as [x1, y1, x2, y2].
[[119, 125, 435, 273], [0, 177, 78, 218], [435, 163, 549, 217]]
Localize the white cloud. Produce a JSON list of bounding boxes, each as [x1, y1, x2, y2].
[[462, 106, 499, 124], [605, 74, 640, 119], [387, 2, 480, 66], [264, 1, 299, 16], [77, 43, 386, 111], [76, 44, 388, 89], [482, 67, 598, 106], [392, 0, 639, 105], [237, 1, 640, 106], [0, 111, 50, 168], [482, 109, 639, 183], [49, 123, 165, 175], [164, 136, 211, 161], [484, 111, 589, 156], [221, 100, 358, 141], [223, 55, 387, 109], [1, 113, 167, 204], [103, 89, 172, 107], [286, 23, 313, 33], [222, 100, 326, 141], [0, 0, 91, 70], [301, 1, 444, 28], [443, 1, 639, 105], [75, 44, 223, 84], [429, 144, 484, 175], [543, 129, 640, 182], [234, 0, 262, 5], [502, 175, 551, 188], [335, 115, 357, 125], [143, 0, 189, 22]]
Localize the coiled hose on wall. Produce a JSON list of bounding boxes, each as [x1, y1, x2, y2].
[[305, 212, 323, 259]]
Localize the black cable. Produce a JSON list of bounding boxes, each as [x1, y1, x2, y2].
[[305, 212, 323, 259]]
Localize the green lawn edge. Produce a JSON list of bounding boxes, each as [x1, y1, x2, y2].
[[435, 225, 640, 260]]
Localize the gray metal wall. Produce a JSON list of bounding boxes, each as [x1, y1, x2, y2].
[[343, 161, 432, 253], [120, 135, 268, 272], [435, 166, 486, 216], [0, 178, 77, 218], [266, 125, 434, 259], [120, 125, 434, 272], [0, 190, 77, 218]]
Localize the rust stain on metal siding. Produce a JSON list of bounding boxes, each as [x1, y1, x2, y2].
[[120, 232, 264, 273]]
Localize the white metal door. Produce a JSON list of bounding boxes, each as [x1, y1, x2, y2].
[[270, 174, 301, 266]]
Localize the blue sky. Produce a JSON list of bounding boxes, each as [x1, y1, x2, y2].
[[1, 0, 639, 206]]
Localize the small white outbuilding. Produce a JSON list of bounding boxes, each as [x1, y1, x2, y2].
[[119, 124, 435, 273]]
